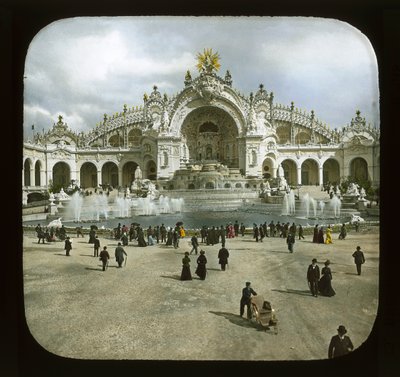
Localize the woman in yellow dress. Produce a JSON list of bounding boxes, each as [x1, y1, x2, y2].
[[325, 225, 333, 244]]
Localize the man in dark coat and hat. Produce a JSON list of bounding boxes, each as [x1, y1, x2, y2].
[[240, 282, 257, 319], [328, 325, 354, 358], [115, 242, 127, 268], [218, 246, 230, 271], [352, 246, 366, 275], [307, 258, 320, 297], [99, 246, 110, 271]]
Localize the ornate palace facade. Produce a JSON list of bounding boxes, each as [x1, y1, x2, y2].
[[22, 50, 380, 199]]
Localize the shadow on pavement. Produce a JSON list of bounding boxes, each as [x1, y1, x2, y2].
[[160, 274, 182, 280], [79, 254, 96, 257], [209, 311, 264, 331], [85, 267, 103, 271], [272, 288, 312, 296]]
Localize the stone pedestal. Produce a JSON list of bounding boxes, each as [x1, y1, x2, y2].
[[49, 203, 58, 216], [357, 199, 368, 211]]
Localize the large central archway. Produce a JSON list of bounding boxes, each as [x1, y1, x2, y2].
[[180, 106, 239, 168]]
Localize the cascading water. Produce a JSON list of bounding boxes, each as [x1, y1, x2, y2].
[[300, 193, 317, 218], [281, 191, 296, 215]]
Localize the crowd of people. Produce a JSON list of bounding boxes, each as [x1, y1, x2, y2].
[[31, 217, 368, 357]]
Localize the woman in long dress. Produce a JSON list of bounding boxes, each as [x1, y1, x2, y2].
[[195, 250, 207, 280], [318, 227, 325, 244], [319, 260, 336, 297], [312, 225, 319, 243], [180, 252, 192, 281], [325, 225, 333, 244]]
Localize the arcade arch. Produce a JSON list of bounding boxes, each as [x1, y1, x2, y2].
[[301, 159, 319, 186], [323, 159, 340, 185], [101, 162, 118, 188], [80, 162, 98, 189], [52, 162, 70, 188], [281, 159, 297, 186], [350, 157, 369, 181], [122, 161, 139, 187], [108, 134, 124, 148], [262, 157, 274, 179], [34, 160, 41, 186], [24, 159, 32, 186], [146, 160, 157, 180]]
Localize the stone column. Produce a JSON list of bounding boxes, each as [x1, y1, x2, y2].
[[30, 167, 35, 188], [297, 166, 302, 185], [118, 168, 123, 188], [318, 166, 323, 186], [97, 170, 102, 187]]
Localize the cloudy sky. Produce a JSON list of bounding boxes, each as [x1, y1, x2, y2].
[[23, 16, 380, 139]]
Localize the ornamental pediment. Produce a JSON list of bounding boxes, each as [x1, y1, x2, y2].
[[51, 149, 72, 159]]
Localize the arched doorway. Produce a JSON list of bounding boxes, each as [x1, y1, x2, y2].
[[52, 162, 71, 189], [180, 106, 239, 167], [122, 161, 138, 187], [350, 157, 369, 181], [34, 160, 41, 186], [301, 159, 319, 185], [80, 162, 98, 189], [101, 162, 118, 188], [262, 157, 274, 179], [323, 159, 340, 185], [24, 159, 31, 186], [281, 159, 297, 186]]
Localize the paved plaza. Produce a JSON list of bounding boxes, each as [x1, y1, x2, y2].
[[21, 224, 380, 362]]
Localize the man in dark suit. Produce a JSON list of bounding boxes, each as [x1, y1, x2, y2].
[[240, 282, 257, 318], [328, 325, 354, 358], [307, 258, 320, 297], [93, 236, 100, 257], [352, 246, 366, 275]]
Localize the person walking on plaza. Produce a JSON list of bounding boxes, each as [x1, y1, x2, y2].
[[352, 246, 365, 275], [76, 226, 84, 238], [328, 325, 354, 358], [286, 232, 295, 253], [240, 282, 257, 319], [307, 258, 320, 297], [190, 233, 199, 255], [319, 260, 336, 297], [325, 225, 333, 244], [338, 223, 347, 240], [99, 246, 110, 271], [219, 225, 226, 247], [37, 226, 46, 244], [64, 236, 72, 256], [195, 250, 207, 280], [93, 236, 100, 257], [298, 224, 305, 240], [115, 242, 127, 268], [240, 223, 246, 237], [218, 246, 230, 271], [234, 220, 239, 237], [318, 226, 325, 244], [312, 224, 319, 243], [180, 252, 192, 281]]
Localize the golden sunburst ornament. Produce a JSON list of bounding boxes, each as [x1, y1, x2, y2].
[[196, 48, 221, 74]]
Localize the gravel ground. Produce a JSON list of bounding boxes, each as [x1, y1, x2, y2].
[[22, 226, 379, 361]]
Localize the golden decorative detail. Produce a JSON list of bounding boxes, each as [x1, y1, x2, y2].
[[196, 48, 221, 73]]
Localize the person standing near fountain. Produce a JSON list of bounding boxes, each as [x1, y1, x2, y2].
[[307, 258, 320, 297], [352, 246, 366, 275], [115, 242, 127, 268], [240, 223, 246, 237], [195, 250, 207, 280], [180, 252, 192, 281], [325, 226, 333, 244], [240, 282, 257, 318]]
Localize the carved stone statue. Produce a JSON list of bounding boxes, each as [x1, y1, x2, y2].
[[134, 166, 143, 180]]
